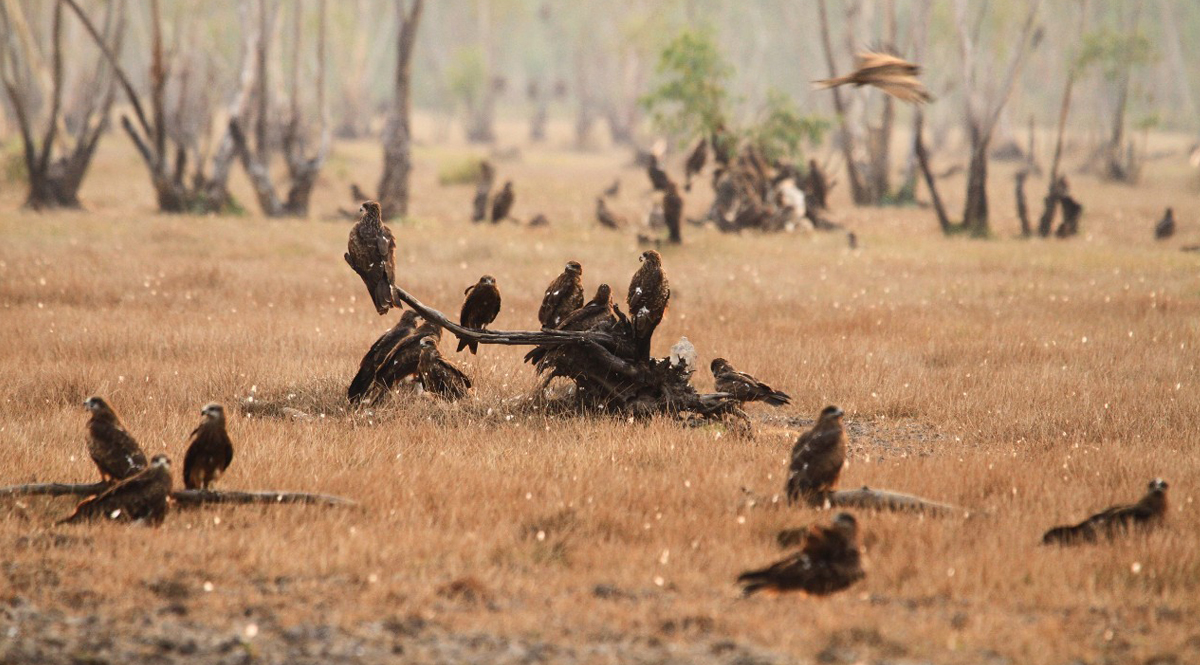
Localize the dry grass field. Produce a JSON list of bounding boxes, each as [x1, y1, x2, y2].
[[1, 120, 1199, 664]]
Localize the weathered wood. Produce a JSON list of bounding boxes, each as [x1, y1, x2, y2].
[[812, 486, 960, 516], [0, 482, 355, 507]]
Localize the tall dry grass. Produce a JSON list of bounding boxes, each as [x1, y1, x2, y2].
[[1, 120, 1198, 663]]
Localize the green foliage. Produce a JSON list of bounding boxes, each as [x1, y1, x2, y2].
[[639, 27, 731, 140], [437, 157, 484, 186], [747, 90, 830, 163], [2, 139, 27, 184], [1134, 113, 1161, 132], [448, 46, 487, 110], [1077, 28, 1156, 80]]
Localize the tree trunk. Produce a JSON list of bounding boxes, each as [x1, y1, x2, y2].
[[962, 125, 991, 236], [1104, 0, 1144, 182], [816, 0, 868, 205], [375, 0, 423, 220], [1015, 170, 1031, 237]]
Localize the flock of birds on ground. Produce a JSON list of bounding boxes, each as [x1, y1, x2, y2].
[[23, 51, 1177, 599]]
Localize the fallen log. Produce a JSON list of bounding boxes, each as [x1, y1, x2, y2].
[[811, 486, 960, 516], [0, 482, 355, 507]]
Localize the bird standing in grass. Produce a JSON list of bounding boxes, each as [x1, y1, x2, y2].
[[816, 51, 932, 104], [371, 318, 443, 398], [538, 261, 584, 329], [345, 201, 398, 315], [458, 276, 502, 354], [596, 197, 625, 230], [738, 512, 864, 597], [786, 406, 847, 505], [662, 180, 683, 245], [348, 310, 420, 403], [418, 338, 472, 400], [183, 404, 234, 491], [84, 396, 147, 483], [59, 454, 173, 526], [627, 250, 670, 364], [491, 181, 515, 222], [684, 137, 708, 191], [1042, 479, 1169, 545], [711, 358, 791, 407], [1155, 208, 1175, 240]]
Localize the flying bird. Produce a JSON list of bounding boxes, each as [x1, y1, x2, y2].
[[182, 404, 234, 491], [458, 275, 502, 354], [596, 197, 626, 230], [627, 250, 670, 363], [348, 310, 421, 403], [1155, 207, 1175, 240], [711, 358, 791, 407], [59, 454, 173, 526], [538, 261, 584, 329], [1042, 479, 1169, 546], [602, 178, 620, 198], [662, 180, 683, 244], [816, 51, 932, 104], [647, 154, 672, 192], [345, 201, 398, 315], [684, 137, 708, 191], [786, 406, 847, 505], [491, 181, 515, 223], [737, 512, 864, 597], [418, 337, 472, 400], [84, 396, 148, 483]]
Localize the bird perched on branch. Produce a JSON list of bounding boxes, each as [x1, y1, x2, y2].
[[182, 404, 234, 491], [524, 283, 618, 367], [348, 310, 421, 403], [345, 201, 398, 315], [711, 358, 791, 407], [491, 181, 515, 223], [59, 454, 173, 526], [647, 154, 672, 192], [816, 51, 932, 104], [538, 261, 584, 329], [84, 396, 147, 483], [738, 512, 864, 597], [458, 275, 502, 354], [596, 197, 626, 230], [1155, 207, 1175, 240], [418, 337, 472, 400], [627, 250, 670, 363], [786, 406, 847, 505], [684, 137, 708, 191], [1042, 479, 1169, 546]]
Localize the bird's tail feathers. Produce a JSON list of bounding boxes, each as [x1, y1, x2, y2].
[[765, 391, 792, 407], [814, 76, 850, 90]]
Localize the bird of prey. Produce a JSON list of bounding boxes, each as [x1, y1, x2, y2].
[[663, 180, 683, 244], [647, 154, 672, 192], [602, 178, 620, 198], [711, 358, 791, 407], [1155, 208, 1175, 240], [471, 160, 495, 223], [458, 275, 502, 354], [182, 403, 234, 491], [1042, 479, 1169, 546], [847, 232, 858, 250], [684, 137, 708, 191], [737, 512, 864, 597], [538, 261, 584, 329], [418, 337, 472, 400], [816, 51, 932, 104], [627, 250, 670, 363], [491, 181, 515, 223], [524, 283, 617, 366], [84, 396, 148, 483], [786, 406, 847, 505], [59, 454, 173, 525], [348, 310, 421, 403], [345, 201, 398, 315], [371, 318, 443, 397], [596, 197, 626, 230], [529, 213, 550, 227]]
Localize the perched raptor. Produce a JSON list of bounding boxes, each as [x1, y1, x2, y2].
[[418, 337, 472, 400], [524, 283, 618, 366], [491, 181, 515, 223], [59, 454, 173, 526], [183, 403, 234, 491], [627, 250, 670, 363], [786, 406, 847, 505], [539, 261, 584, 329], [816, 51, 932, 104], [348, 310, 421, 403], [647, 154, 672, 192], [458, 275, 502, 354], [684, 137, 708, 192], [345, 200, 398, 315], [662, 180, 683, 244], [84, 396, 147, 483], [711, 358, 791, 407], [1155, 207, 1175, 240], [596, 197, 625, 230], [738, 512, 864, 597], [1042, 479, 1169, 546], [372, 318, 444, 397]]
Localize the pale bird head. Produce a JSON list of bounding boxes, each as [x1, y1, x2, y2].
[[84, 396, 107, 412], [1148, 478, 1169, 493], [819, 405, 845, 422], [201, 403, 224, 420], [480, 275, 496, 286], [565, 261, 582, 274], [419, 337, 437, 350], [150, 454, 171, 470]]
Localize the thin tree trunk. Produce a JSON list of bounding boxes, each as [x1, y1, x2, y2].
[[1104, 0, 1144, 182], [914, 113, 951, 234], [1039, 0, 1088, 237], [817, 0, 867, 204], [375, 0, 423, 219]]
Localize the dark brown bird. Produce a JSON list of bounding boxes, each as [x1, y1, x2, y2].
[[182, 404, 234, 491], [371, 318, 443, 398], [663, 180, 683, 244], [491, 181, 515, 223], [345, 201, 398, 315], [816, 51, 932, 104], [528, 213, 550, 227], [602, 178, 620, 198], [524, 283, 617, 366], [1155, 207, 1175, 240], [348, 310, 421, 403], [538, 261, 584, 329], [458, 275, 502, 354], [59, 454, 173, 525], [711, 358, 791, 407], [627, 250, 670, 363], [786, 406, 847, 505], [1042, 479, 1169, 546], [596, 197, 626, 230], [647, 154, 672, 192], [738, 512, 864, 597], [471, 160, 495, 223], [84, 396, 147, 483], [418, 337, 472, 400], [684, 137, 708, 191]]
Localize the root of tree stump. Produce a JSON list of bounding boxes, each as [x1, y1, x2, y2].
[[0, 482, 355, 507]]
